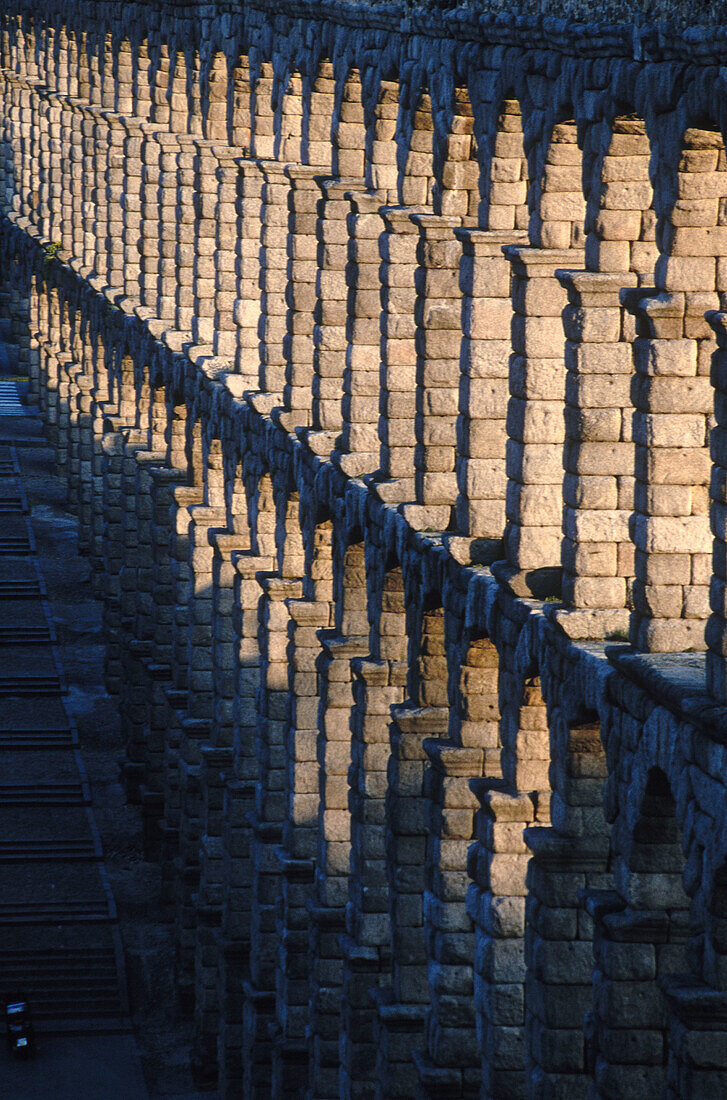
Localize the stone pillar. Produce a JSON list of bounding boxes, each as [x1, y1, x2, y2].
[[173, 503, 228, 1011], [139, 463, 189, 855], [586, 892, 673, 1099], [99, 413, 128, 694], [155, 133, 182, 323], [453, 228, 527, 566], [104, 114, 126, 292], [157, 484, 204, 916], [376, 205, 422, 503], [307, 634, 369, 1099], [555, 270, 637, 638], [415, 742, 483, 1097], [217, 549, 271, 1098], [243, 574, 303, 1097], [17, 78, 33, 221], [46, 91, 65, 244], [501, 246, 583, 598], [174, 135, 197, 337], [468, 788, 536, 1099], [192, 530, 247, 1086], [85, 352, 115, 585], [190, 139, 218, 348], [120, 115, 143, 303], [282, 165, 321, 430], [273, 596, 332, 1095], [707, 311, 727, 698], [72, 371, 96, 548], [408, 214, 463, 532], [137, 124, 163, 312], [258, 161, 291, 401], [340, 656, 406, 1097], [233, 158, 266, 388], [663, 979, 727, 1099], [524, 722, 610, 1098], [35, 88, 56, 242], [118, 442, 168, 801], [336, 191, 385, 478], [626, 290, 713, 652], [80, 103, 97, 273], [68, 101, 85, 263], [309, 177, 362, 448], [212, 151, 240, 359], [375, 705, 449, 1098], [85, 104, 108, 279]]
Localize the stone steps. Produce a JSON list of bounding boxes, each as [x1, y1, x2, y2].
[[0, 946, 128, 1031], [0, 425, 131, 1038]]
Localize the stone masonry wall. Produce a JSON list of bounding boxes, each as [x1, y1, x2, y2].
[[2, 1, 727, 1096]]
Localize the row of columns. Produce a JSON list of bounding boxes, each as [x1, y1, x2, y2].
[[2, 44, 725, 663]]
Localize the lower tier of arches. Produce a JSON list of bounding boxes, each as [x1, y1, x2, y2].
[[6, 221, 727, 1100]]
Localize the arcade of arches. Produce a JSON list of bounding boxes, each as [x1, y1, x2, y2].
[[1, 1, 727, 1096]]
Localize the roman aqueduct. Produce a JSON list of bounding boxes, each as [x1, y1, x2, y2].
[[1, 0, 727, 1095]]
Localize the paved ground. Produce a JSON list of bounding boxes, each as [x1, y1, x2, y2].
[[0, 1034, 148, 1098]]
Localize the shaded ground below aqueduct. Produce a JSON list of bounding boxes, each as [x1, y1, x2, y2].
[[0, 386, 210, 1098]]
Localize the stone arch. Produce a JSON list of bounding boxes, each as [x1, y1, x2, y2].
[[451, 628, 501, 760], [433, 83, 478, 222], [366, 76, 400, 197], [113, 36, 133, 115], [131, 33, 152, 120], [301, 59, 335, 171], [406, 589, 449, 709], [499, 659, 551, 804], [230, 53, 252, 148], [201, 48, 229, 142], [334, 528, 368, 640], [298, 498, 334, 603], [221, 450, 249, 540], [484, 95, 529, 232], [149, 41, 171, 126], [188, 46, 204, 137], [274, 68, 304, 163], [275, 485, 305, 579], [167, 47, 190, 134], [627, 768, 690, 919], [185, 413, 204, 488], [245, 468, 277, 561], [202, 434, 225, 509], [532, 113, 586, 250], [251, 59, 275, 159], [399, 84, 435, 208], [333, 66, 365, 179], [166, 400, 189, 476], [586, 111, 656, 280]]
